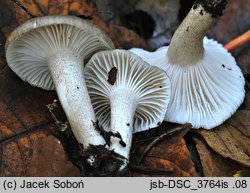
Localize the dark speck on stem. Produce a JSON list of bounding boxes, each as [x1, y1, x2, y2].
[[119, 140, 126, 147]]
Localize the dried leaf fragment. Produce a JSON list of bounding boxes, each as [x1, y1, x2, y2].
[[130, 123, 197, 177], [193, 135, 248, 176], [196, 123, 250, 167], [107, 67, 117, 85]]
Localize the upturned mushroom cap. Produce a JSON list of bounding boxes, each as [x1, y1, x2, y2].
[[130, 0, 245, 129], [130, 37, 245, 129], [85, 49, 171, 133], [5, 15, 114, 90]]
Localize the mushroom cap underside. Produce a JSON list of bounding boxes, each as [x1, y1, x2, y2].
[[130, 38, 245, 129], [85, 49, 171, 133], [5, 15, 114, 90]]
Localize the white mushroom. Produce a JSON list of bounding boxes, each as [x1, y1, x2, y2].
[[130, 0, 245, 129], [5, 15, 115, 148], [85, 49, 171, 170]]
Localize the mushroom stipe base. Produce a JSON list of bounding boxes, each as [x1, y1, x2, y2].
[[194, 0, 227, 17], [47, 101, 129, 176], [79, 145, 129, 176], [52, 123, 129, 176]]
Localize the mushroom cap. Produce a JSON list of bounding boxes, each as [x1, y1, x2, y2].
[[5, 15, 114, 90], [85, 49, 171, 133], [130, 37, 245, 129]]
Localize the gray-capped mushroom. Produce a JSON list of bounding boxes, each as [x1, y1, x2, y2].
[[130, 0, 245, 129], [85, 49, 171, 170], [5, 15, 115, 148]]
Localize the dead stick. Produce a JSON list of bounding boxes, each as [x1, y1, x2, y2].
[[137, 123, 192, 165], [224, 29, 250, 51], [46, 99, 69, 131], [12, 0, 36, 18]]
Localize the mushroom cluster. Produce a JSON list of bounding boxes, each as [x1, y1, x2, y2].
[[130, 0, 245, 129], [5, 15, 171, 173], [4, 0, 246, 175]]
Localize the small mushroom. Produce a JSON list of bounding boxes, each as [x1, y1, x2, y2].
[[130, 0, 245, 129], [5, 15, 115, 148], [85, 49, 171, 170]]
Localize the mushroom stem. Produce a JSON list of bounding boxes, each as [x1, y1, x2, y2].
[[168, 5, 213, 66], [109, 88, 137, 162], [48, 50, 105, 148]]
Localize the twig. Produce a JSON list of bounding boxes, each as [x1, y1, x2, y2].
[[46, 99, 69, 132], [224, 29, 250, 51], [11, 0, 36, 18], [0, 122, 52, 145], [137, 123, 192, 165]]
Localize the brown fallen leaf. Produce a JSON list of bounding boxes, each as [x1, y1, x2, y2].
[[107, 24, 150, 50], [192, 134, 249, 176], [195, 123, 250, 167], [0, 63, 79, 176], [0, 127, 80, 176], [130, 123, 197, 177], [28, 134, 80, 176], [1, 0, 97, 26], [130, 138, 197, 177], [194, 81, 250, 168], [227, 110, 250, 137]]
